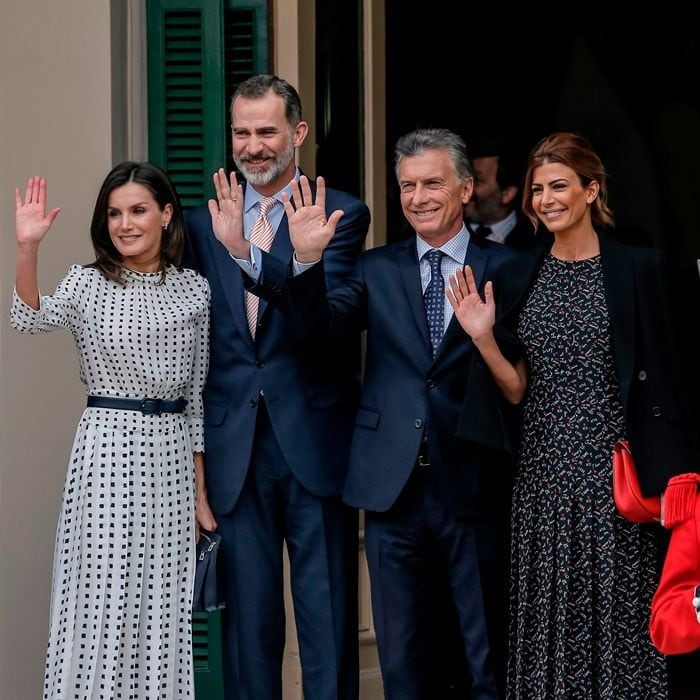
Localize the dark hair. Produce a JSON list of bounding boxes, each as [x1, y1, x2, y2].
[[231, 74, 303, 127], [89, 161, 185, 284], [522, 132, 615, 231], [394, 128, 474, 182], [469, 136, 525, 193]]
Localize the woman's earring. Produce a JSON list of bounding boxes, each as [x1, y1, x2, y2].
[[162, 221, 169, 231]]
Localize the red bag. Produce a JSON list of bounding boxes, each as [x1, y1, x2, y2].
[[612, 439, 661, 523]]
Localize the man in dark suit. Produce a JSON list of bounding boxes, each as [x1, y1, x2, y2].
[[184, 74, 370, 699], [464, 136, 544, 251], [244, 128, 518, 698]]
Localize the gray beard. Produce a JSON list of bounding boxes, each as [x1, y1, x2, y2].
[[235, 145, 295, 187]]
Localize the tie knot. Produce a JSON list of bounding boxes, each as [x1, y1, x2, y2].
[[259, 197, 276, 217], [426, 249, 444, 271]]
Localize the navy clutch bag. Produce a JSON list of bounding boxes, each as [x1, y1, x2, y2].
[[193, 529, 226, 612]]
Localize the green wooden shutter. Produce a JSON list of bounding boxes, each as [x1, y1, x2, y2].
[[192, 609, 224, 698], [147, 0, 268, 209]]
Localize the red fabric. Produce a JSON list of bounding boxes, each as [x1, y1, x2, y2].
[[649, 473, 700, 655]]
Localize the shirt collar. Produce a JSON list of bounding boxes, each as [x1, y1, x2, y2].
[[415, 224, 469, 262], [243, 166, 300, 214]]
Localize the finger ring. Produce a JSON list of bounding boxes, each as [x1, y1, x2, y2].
[[230, 196, 237, 201]]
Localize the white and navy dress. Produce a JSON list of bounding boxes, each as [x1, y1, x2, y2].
[[11, 264, 210, 700]]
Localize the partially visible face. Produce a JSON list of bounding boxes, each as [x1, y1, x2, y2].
[[464, 156, 503, 224], [398, 149, 473, 247], [231, 91, 307, 192], [530, 162, 598, 235], [107, 183, 171, 272]]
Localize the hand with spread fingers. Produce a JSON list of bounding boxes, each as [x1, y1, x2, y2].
[[208, 168, 247, 258], [282, 175, 344, 264], [15, 176, 62, 247], [447, 264, 496, 342]]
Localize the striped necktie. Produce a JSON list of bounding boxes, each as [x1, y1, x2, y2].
[[246, 196, 276, 338]]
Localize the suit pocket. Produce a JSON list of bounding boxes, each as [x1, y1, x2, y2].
[[307, 383, 356, 408], [204, 402, 228, 426], [355, 407, 381, 430]]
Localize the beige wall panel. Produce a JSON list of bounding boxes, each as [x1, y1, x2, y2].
[[0, 2, 113, 697]]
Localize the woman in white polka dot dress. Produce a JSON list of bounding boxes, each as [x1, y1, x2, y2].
[[11, 163, 214, 699]]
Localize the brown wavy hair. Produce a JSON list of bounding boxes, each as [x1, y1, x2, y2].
[[522, 132, 615, 232], [88, 161, 184, 284]]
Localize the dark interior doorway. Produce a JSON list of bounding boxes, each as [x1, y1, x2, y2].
[[383, 3, 700, 696]]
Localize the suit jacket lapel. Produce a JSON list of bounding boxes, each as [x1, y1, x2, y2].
[[600, 234, 635, 405], [398, 240, 433, 356], [211, 233, 255, 346], [440, 242, 490, 351]]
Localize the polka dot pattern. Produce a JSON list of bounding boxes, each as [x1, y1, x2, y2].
[[423, 249, 446, 357], [11, 264, 210, 699]]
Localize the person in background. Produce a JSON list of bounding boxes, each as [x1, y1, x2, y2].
[[228, 127, 517, 698], [464, 136, 545, 250], [184, 74, 370, 699], [11, 162, 212, 699], [448, 131, 696, 698]]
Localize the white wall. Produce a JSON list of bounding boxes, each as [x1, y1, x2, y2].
[[0, 2, 114, 696]]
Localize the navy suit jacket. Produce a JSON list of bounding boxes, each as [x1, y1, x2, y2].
[[472, 232, 695, 496], [183, 180, 370, 515], [260, 234, 518, 516]]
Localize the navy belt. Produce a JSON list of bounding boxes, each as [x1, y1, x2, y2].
[[87, 396, 187, 415]]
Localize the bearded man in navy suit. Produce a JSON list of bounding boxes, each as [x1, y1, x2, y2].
[[214, 128, 518, 698], [184, 74, 370, 699]]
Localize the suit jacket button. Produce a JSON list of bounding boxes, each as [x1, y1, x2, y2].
[[256, 360, 265, 369], [652, 406, 662, 417], [638, 370, 648, 381], [249, 398, 258, 408], [414, 419, 423, 428], [426, 379, 435, 389]]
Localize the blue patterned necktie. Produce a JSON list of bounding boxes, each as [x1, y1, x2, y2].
[[424, 249, 445, 358]]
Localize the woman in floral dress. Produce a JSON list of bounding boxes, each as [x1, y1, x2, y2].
[[449, 132, 695, 698]]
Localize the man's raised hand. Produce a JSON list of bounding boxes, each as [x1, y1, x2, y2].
[[208, 169, 248, 258], [282, 175, 343, 263]]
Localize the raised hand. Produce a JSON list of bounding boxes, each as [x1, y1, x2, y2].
[[15, 176, 61, 246], [282, 175, 344, 263], [446, 264, 495, 341], [208, 169, 247, 257]]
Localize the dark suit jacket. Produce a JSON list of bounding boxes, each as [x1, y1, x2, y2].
[[466, 214, 551, 251], [503, 213, 551, 251], [183, 180, 370, 515], [258, 234, 518, 516], [470, 232, 694, 496]]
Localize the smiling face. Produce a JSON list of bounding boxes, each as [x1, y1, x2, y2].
[[530, 162, 598, 236], [231, 90, 308, 194], [107, 183, 171, 272], [398, 148, 473, 247]]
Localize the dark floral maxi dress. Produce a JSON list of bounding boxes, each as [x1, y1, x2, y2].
[[506, 254, 666, 699]]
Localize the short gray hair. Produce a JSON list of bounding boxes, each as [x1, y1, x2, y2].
[[394, 128, 473, 182]]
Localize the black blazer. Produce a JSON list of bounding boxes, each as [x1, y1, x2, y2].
[[460, 232, 694, 496]]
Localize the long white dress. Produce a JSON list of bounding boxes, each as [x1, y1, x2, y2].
[[11, 264, 210, 700]]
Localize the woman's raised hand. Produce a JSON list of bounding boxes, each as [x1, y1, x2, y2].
[[15, 176, 61, 246], [446, 264, 496, 341]]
